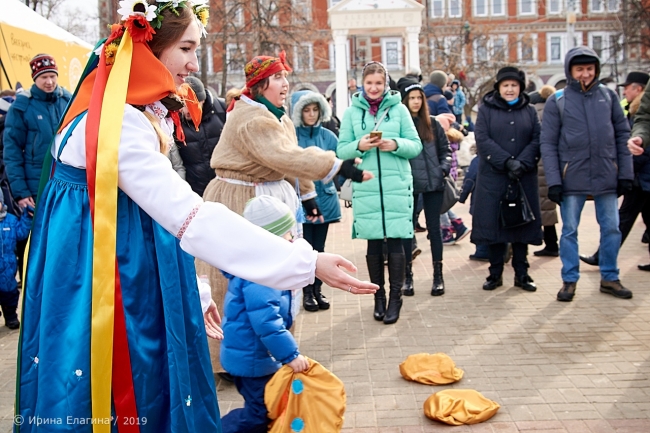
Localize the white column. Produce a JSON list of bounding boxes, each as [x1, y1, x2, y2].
[[333, 29, 349, 120], [405, 26, 421, 72]]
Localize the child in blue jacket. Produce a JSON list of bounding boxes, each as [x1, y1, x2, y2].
[[220, 195, 309, 433], [0, 189, 32, 329]]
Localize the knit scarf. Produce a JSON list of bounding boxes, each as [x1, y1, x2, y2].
[[363, 93, 383, 116], [255, 95, 286, 121]]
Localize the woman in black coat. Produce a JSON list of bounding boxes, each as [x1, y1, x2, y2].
[[471, 67, 542, 292], [397, 78, 452, 296]]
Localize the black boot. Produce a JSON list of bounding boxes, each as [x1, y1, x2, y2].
[[431, 261, 445, 296], [302, 284, 319, 312], [366, 255, 386, 321], [313, 279, 330, 310], [384, 253, 405, 325], [402, 263, 414, 296]]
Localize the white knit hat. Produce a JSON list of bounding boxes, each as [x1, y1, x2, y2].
[[243, 195, 296, 237]]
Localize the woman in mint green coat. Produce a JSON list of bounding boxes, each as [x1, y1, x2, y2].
[[337, 62, 422, 325]]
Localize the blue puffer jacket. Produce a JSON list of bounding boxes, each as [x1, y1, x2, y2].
[[3, 85, 71, 200], [220, 273, 298, 378], [540, 47, 632, 195], [0, 212, 31, 291], [423, 83, 451, 116], [291, 90, 341, 224]]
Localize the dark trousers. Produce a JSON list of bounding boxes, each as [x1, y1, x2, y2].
[[543, 225, 559, 251], [368, 238, 403, 255], [303, 223, 330, 286], [618, 187, 650, 253], [221, 374, 274, 433], [405, 191, 444, 263], [488, 242, 529, 277], [0, 289, 19, 321]]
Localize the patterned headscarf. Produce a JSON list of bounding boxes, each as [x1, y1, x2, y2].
[[227, 51, 293, 112], [245, 51, 293, 89]]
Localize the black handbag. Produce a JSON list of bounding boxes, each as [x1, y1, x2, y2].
[[440, 177, 460, 215], [500, 180, 535, 228]]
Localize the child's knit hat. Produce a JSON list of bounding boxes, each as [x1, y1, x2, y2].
[[243, 195, 295, 237]]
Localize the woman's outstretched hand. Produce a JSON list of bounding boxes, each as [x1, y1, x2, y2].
[[315, 253, 378, 294]]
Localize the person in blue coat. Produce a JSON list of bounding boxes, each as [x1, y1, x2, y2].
[[291, 90, 342, 312], [2, 54, 71, 286], [0, 189, 31, 329], [221, 195, 309, 433], [423, 70, 452, 116]]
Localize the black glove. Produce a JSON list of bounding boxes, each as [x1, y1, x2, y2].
[[302, 198, 322, 219], [548, 185, 563, 205], [617, 179, 634, 197], [338, 159, 364, 183], [505, 159, 524, 180]]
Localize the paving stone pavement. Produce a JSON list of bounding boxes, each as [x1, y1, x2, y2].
[[0, 201, 648, 432]]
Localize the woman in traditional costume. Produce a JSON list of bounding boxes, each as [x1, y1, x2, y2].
[[14, 1, 375, 432], [198, 52, 368, 376]]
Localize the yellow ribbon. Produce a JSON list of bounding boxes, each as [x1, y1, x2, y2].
[[90, 32, 133, 433]]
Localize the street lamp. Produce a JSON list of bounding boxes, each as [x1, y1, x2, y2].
[[463, 21, 471, 45]]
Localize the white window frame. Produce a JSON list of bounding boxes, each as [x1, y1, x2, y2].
[[381, 37, 403, 70], [590, 0, 604, 12], [547, 0, 562, 14], [329, 40, 351, 71], [226, 43, 246, 74], [431, 0, 445, 17], [449, 0, 463, 17], [432, 36, 467, 66], [292, 0, 312, 23], [589, 31, 623, 64], [260, 0, 279, 26], [491, 34, 509, 62], [607, 0, 620, 11], [491, 0, 506, 16], [519, 0, 536, 15], [473, 37, 490, 63], [546, 32, 583, 64], [225, 0, 243, 26], [294, 42, 314, 72], [474, 0, 488, 17], [517, 34, 538, 63]]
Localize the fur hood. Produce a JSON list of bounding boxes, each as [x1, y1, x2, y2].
[[290, 90, 331, 127]]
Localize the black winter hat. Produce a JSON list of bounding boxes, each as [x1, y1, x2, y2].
[[618, 71, 650, 88], [494, 66, 526, 91], [396, 77, 423, 100], [569, 54, 598, 67]]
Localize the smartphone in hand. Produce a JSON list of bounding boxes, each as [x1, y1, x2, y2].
[[369, 131, 383, 140]]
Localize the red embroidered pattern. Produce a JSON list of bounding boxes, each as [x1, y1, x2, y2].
[[177, 203, 202, 239]]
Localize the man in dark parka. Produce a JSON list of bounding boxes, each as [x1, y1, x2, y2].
[[540, 46, 633, 302]]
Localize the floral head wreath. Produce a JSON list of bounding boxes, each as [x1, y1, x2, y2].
[[116, 0, 210, 41]]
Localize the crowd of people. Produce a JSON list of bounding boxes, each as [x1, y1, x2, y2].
[[0, 1, 648, 430]]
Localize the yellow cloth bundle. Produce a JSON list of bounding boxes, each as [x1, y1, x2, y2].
[[399, 353, 464, 385], [265, 357, 346, 432], [424, 389, 500, 425]]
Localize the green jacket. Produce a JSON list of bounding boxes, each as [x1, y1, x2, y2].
[[632, 82, 650, 147], [337, 91, 422, 240]]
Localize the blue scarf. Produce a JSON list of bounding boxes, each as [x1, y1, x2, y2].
[[507, 98, 520, 106]]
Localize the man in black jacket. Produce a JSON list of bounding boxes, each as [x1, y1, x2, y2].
[[176, 77, 226, 196]]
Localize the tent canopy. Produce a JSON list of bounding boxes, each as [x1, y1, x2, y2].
[[0, 0, 94, 91]]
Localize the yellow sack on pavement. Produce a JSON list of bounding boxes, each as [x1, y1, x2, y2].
[[424, 389, 500, 425], [399, 353, 464, 385], [265, 357, 346, 432]]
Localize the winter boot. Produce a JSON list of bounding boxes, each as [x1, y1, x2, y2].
[[402, 263, 414, 296], [366, 255, 386, 321], [313, 279, 330, 310], [384, 253, 405, 325], [451, 218, 471, 242], [1, 304, 19, 330], [442, 227, 455, 245], [431, 261, 445, 296], [302, 284, 319, 312]]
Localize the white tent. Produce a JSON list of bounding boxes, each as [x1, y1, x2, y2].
[[0, 0, 94, 91]]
